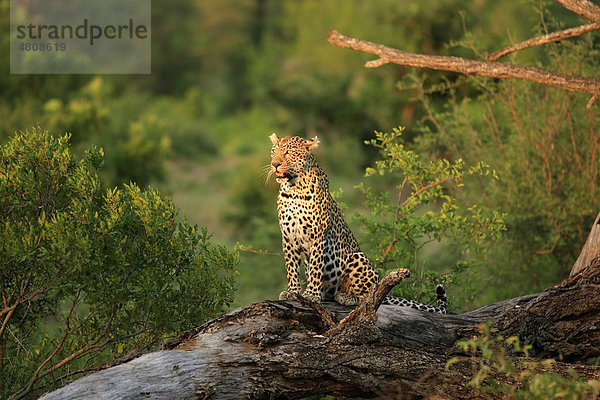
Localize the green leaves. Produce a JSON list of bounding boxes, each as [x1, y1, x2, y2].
[[0, 128, 237, 399], [410, 22, 600, 304], [446, 323, 600, 398], [355, 128, 505, 307]]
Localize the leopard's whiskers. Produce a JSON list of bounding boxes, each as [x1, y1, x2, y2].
[[261, 164, 273, 186]]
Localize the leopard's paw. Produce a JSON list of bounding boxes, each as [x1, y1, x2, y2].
[[301, 291, 322, 304], [334, 292, 359, 306], [279, 290, 301, 301]]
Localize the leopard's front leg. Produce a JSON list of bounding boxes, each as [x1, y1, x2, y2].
[[302, 238, 325, 303], [279, 238, 302, 301]]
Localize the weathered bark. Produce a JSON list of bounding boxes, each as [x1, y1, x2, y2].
[[556, 0, 600, 25], [571, 211, 600, 276], [327, 29, 600, 100], [486, 23, 600, 62], [326, 0, 600, 107], [40, 259, 600, 400]]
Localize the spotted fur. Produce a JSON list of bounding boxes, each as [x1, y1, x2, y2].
[[270, 134, 446, 314]]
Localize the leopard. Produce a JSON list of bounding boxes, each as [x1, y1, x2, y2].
[[269, 133, 447, 314]]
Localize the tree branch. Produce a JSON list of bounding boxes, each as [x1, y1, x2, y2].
[[399, 175, 461, 210], [0, 288, 45, 339], [486, 23, 600, 62], [327, 29, 600, 101], [556, 0, 600, 24]]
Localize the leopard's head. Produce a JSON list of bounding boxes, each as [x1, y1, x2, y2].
[[269, 134, 319, 183]]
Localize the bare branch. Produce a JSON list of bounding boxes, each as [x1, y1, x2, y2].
[[0, 288, 45, 339], [587, 93, 600, 109], [328, 29, 600, 98], [556, 0, 600, 24], [8, 306, 118, 400], [236, 245, 282, 256], [487, 23, 600, 61], [399, 175, 461, 210], [331, 267, 411, 336]]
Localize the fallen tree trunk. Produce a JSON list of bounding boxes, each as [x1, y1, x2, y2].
[[40, 259, 600, 399]]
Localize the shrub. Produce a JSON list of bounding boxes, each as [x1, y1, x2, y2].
[[410, 30, 600, 305], [354, 128, 505, 309], [447, 324, 600, 399], [0, 128, 237, 399]]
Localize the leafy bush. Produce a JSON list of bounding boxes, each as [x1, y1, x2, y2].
[[0, 128, 237, 399], [411, 20, 600, 304], [447, 324, 600, 399], [354, 128, 505, 309]]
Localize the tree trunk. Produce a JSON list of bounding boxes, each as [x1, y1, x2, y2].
[[40, 259, 600, 400], [571, 211, 600, 277]]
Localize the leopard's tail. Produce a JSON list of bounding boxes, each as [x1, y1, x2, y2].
[[435, 284, 447, 314], [382, 284, 447, 314]]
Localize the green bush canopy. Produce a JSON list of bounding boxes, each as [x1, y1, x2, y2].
[[0, 128, 237, 399]]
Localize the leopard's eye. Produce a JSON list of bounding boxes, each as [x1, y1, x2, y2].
[[284, 150, 289, 156]]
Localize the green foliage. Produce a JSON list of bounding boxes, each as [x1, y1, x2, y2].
[[0, 128, 237, 399], [0, 0, 595, 312], [412, 14, 600, 305], [447, 324, 600, 399], [354, 128, 505, 309]]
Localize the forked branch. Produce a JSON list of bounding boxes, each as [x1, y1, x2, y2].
[[328, 268, 411, 341], [487, 23, 600, 61], [327, 29, 600, 107]]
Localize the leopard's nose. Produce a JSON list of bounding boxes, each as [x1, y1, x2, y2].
[[271, 161, 281, 170]]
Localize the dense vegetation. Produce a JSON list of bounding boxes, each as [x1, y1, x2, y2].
[[1, 0, 599, 396], [448, 324, 600, 398], [0, 129, 237, 399], [1, 0, 597, 307]]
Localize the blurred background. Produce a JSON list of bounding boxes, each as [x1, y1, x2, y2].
[[2, 0, 598, 311]]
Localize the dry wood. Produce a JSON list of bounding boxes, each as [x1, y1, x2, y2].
[[556, 0, 600, 24], [327, 29, 600, 102], [571, 211, 600, 277], [486, 23, 600, 62], [39, 262, 600, 399]]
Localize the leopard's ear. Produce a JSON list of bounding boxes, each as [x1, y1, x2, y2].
[[269, 133, 279, 145], [304, 136, 320, 151]]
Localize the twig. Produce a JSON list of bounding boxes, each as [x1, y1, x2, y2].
[[566, 100, 584, 171], [0, 288, 45, 336], [535, 234, 561, 255], [6, 325, 30, 356], [487, 23, 600, 62], [328, 29, 600, 98], [10, 294, 81, 400], [399, 175, 460, 209], [237, 245, 282, 256], [556, 0, 600, 24], [9, 309, 117, 400], [377, 175, 409, 268], [586, 93, 600, 109]]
